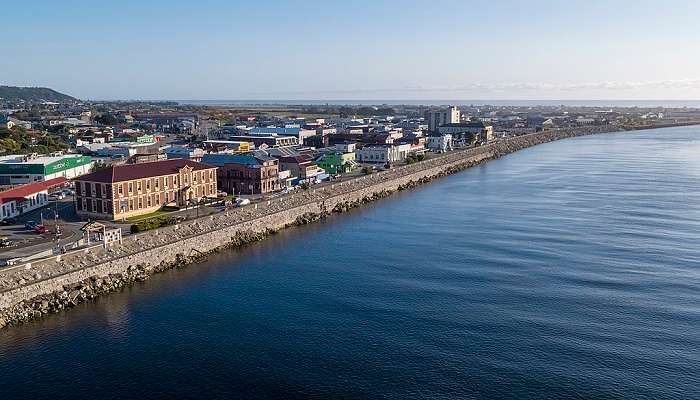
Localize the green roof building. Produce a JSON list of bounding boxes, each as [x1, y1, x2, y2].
[[0, 154, 94, 187]]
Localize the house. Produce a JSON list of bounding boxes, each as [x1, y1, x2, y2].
[[0, 177, 68, 221], [315, 152, 356, 175], [277, 155, 326, 183], [73, 159, 217, 220], [201, 153, 279, 195], [0, 116, 32, 130]]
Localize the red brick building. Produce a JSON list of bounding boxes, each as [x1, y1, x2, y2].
[[73, 159, 217, 220]]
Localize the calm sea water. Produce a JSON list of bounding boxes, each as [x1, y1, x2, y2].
[[1, 127, 699, 399]]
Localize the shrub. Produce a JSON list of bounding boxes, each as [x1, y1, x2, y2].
[[130, 215, 177, 233]]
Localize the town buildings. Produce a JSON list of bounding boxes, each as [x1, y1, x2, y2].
[[201, 153, 279, 195], [73, 159, 217, 220]]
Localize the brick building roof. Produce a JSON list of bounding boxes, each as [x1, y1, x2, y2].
[[74, 159, 215, 183]]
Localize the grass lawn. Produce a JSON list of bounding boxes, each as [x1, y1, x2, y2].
[[125, 209, 171, 223]]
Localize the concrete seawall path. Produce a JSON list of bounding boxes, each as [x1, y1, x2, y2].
[[0, 123, 697, 328]]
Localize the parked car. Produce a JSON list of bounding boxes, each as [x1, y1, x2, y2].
[[49, 192, 65, 200], [33, 224, 48, 234], [62, 188, 75, 196], [24, 220, 38, 230], [234, 198, 251, 207], [1, 217, 17, 225]]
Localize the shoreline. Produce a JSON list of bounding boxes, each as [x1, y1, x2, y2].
[[1, 122, 698, 329]]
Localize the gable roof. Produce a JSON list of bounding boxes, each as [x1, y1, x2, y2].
[[0, 177, 67, 204], [75, 159, 214, 183]]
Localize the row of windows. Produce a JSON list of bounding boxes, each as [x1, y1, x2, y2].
[[77, 183, 216, 214], [77, 170, 216, 198]]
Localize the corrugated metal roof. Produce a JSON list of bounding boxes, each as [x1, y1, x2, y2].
[[74, 159, 214, 183], [0, 177, 68, 204]]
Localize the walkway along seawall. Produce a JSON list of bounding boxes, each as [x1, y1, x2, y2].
[[0, 124, 694, 328]]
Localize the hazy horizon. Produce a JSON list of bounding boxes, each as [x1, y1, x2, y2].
[[3, 0, 700, 101]]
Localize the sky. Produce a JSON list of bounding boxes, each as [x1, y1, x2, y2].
[[1, 0, 699, 101]]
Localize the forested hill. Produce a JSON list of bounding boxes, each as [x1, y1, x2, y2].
[[0, 86, 77, 103]]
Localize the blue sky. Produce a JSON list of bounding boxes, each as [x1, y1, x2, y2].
[[2, 0, 699, 100]]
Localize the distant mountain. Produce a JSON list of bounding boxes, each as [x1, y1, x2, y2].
[[0, 86, 77, 103]]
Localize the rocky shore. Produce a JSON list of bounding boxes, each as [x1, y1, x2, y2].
[[0, 124, 695, 329]]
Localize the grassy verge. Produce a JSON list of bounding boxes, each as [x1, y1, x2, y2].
[[125, 209, 170, 223]]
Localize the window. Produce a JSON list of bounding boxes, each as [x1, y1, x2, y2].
[[165, 192, 169, 203], [146, 179, 150, 190], [147, 195, 152, 207], [128, 182, 133, 193], [137, 180, 142, 191], [138, 198, 142, 209], [118, 184, 123, 195]]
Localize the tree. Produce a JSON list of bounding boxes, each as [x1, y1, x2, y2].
[[0, 138, 20, 153]]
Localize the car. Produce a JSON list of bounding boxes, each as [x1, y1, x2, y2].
[[33, 224, 48, 234], [24, 220, 38, 230], [49, 192, 65, 200], [234, 198, 251, 207], [62, 188, 75, 196], [0, 238, 14, 248], [1, 217, 17, 225]]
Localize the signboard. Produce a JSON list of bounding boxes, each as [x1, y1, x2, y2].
[[0, 156, 92, 176]]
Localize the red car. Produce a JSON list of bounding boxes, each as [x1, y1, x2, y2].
[[33, 225, 48, 234]]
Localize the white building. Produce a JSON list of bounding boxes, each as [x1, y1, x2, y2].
[[425, 106, 460, 132], [0, 177, 67, 221], [356, 143, 413, 165], [427, 134, 453, 153]]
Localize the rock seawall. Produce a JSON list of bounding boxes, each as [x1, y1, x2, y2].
[[0, 125, 686, 328]]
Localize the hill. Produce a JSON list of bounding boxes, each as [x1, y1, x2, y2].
[[0, 86, 77, 103]]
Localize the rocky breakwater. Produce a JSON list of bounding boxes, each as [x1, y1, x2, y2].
[[0, 125, 637, 329]]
